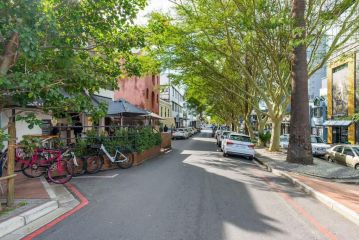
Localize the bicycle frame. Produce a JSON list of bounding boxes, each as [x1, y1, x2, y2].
[[99, 144, 128, 163]]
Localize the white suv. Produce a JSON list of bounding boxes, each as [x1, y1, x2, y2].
[[172, 128, 189, 139]]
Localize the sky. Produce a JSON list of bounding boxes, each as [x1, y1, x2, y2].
[[136, 0, 173, 25]]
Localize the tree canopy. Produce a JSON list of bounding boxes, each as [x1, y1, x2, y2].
[[146, 0, 359, 151]]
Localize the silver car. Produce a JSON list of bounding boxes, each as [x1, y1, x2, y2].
[[326, 145, 359, 170]]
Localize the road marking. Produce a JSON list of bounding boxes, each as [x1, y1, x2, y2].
[[74, 174, 119, 179], [256, 171, 337, 240], [21, 183, 89, 240]]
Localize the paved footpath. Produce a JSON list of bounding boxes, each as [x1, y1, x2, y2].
[[33, 131, 359, 240]]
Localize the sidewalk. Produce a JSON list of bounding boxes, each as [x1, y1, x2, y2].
[[0, 174, 59, 239], [255, 148, 359, 226]]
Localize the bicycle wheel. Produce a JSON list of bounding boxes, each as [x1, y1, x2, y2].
[[47, 160, 73, 184], [69, 157, 86, 177], [85, 154, 103, 174], [21, 162, 47, 178], [116, 152, 134, 169]]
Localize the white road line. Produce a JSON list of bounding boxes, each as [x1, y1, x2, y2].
[[74, 174, 119, 179]]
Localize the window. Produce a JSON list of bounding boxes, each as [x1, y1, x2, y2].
[[146, 88, 149, 99], [151, 92, 155, 108], [311, 136, 324, 143], [152, 75, 155, 85], [161, 107, 163, 117], [157, 94, 159, 103], [313, 107, 322, 118], [334, 146, 343, 153], [343, 147, 355, 157], [230, 135, 251, 142]]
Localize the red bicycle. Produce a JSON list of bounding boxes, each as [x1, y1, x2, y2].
[[20, 147, 77, 184]]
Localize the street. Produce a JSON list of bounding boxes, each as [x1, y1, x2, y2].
[[35, 130, 359, 240]]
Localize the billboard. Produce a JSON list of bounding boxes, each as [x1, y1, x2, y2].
[[332, 63, 349, 117]]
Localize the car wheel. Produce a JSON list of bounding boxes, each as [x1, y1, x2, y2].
[[249, 156, 254, 160], [355, 164, 359, 170], [328, 156, 334, 163], [223, 152, 228, 157]]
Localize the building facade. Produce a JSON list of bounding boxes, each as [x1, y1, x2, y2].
[[310, 96, 327, 140], [326, 45, 359, 144], [114, 74, 160, 114]]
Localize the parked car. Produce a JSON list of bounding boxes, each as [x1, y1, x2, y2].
[[185, 128, 193, 137], [172, 128, 189, 139], [280, 134, 289, 149], [222, 133, 255, 159], [279, 134, 330, 156], [220, 131, 235, 151], [326, 145, 359, 170], [311, 135, 331, 156], [217, 131, 232, 147]]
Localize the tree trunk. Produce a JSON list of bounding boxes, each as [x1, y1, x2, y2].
[[287, 0, 313, 164], [257, 118, 266, 147], [7, 109, 16, 207], [245, 118, 255, 141], [269, 118, 281, 151], [0, 32, 19, 75]]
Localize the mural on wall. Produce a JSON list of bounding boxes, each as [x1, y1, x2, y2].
[[332, 63, 349, 117]]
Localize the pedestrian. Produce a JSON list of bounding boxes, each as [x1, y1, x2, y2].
[[164, 125, 168, 132]]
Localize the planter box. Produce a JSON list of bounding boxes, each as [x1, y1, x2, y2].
[[133, 145, 161, 166], [161, 132, 172, 149]]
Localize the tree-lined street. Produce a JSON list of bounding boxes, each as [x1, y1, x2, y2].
[[34, 130, 359, 240]]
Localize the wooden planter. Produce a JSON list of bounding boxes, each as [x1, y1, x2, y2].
[[133, 145, 161, 166], [161, 132, 172, 149]]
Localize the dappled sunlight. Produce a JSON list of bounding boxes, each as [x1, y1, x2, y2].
[[180, 150, 221, 155], [191, 137, 217, 142]]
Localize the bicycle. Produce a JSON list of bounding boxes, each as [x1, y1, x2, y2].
[[84, 144, 134, 173], [21, 147, 78, 184]]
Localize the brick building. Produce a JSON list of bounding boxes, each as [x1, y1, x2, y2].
[[114, 74, 160, 114]]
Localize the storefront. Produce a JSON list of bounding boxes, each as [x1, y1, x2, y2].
[[326, 48, 359, 144]]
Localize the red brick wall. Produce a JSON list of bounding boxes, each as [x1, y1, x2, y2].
[[114, 75, 160, 114]]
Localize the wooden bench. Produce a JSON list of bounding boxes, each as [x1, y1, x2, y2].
[[0, 174, 17, 211]]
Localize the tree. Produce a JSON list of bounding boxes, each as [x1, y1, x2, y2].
[[146, 0, 359, 153], [287, 0, 312, 164], [0, 0, 147, 206]]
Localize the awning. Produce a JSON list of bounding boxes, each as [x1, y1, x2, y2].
[[323, 120, 353, 127], [144, 111, 163, 120], [107, 99, 148, 117]]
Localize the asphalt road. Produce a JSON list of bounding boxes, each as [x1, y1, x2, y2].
[[36, 130, 359, 240]]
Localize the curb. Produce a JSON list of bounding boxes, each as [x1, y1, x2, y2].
[[21, 183, 88, 240], [0, 200, 59, 238], [254, 158, 359, 227]]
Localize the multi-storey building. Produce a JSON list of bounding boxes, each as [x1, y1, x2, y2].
[[160, 74, 185, 128], [114, 74, 160, 114], [325, 44, 359, 144]]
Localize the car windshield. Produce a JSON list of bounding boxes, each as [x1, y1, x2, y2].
[[352, 147, 359, 156], [311, 136, 324, 143], [223, 132, 231, 136], [230, 135, 251, 142], [280, 136, 288, 142]]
